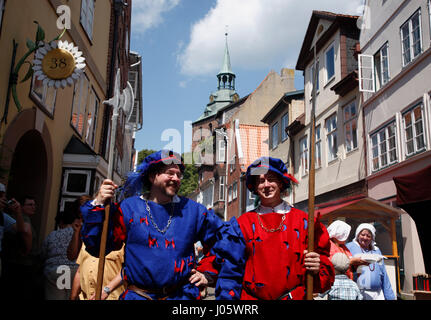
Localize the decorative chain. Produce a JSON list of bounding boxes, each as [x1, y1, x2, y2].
[[257, 213, 286, 233], [145, 200, 174, 234]]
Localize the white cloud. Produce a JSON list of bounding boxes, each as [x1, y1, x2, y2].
[[132, 0, 180, 34], [177, 0, 364, 76]]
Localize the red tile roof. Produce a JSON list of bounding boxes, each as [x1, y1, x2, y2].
[[237, 124, 269, 172]]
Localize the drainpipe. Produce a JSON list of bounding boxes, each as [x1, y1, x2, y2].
[[224, 131, 229, 221]]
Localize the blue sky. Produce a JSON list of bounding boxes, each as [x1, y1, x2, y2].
[[130, 0, 363, 155]]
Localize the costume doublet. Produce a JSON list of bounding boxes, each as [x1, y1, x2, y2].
[[229, 202, 335, 300], [80, 195, 242, 300]]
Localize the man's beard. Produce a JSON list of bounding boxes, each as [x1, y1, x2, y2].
[[163, 182, 180, 197]]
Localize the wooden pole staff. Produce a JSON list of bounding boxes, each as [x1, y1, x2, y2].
[[95, 91, 120, 300], [306, 45, 318, 300]]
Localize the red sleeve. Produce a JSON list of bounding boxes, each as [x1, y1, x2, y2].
[[196, 245, 219, 279], [112, 203, 127, 251]]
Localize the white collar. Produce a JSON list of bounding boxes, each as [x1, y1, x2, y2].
[[256, 201, 291, 214], [140, 194, 181, 203]]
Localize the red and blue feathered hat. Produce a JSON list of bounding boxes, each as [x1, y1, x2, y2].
[[138, 149, 185, 177], [245, 157, 298, 192], [120, 150, 185, 199]]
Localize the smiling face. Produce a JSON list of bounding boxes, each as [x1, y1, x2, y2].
[[357, 229, 373, 250], [149, 164, 182, 203], [255, 171, 284, 207]]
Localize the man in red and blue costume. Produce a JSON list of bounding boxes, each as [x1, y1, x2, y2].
[[206, 157, 335, 299], [80, 150, 245, 300]]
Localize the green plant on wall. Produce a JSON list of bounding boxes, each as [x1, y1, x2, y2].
[[1, 22, 66, 127]]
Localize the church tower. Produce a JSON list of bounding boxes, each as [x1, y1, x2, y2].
[[195, 32, 239, 122]]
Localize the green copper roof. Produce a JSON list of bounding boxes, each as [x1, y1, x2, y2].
[[218, 33, 233, 75]]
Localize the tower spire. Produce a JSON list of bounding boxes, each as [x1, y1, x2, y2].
[[219, 28, 233, 75], [217, 29, 235, 90]]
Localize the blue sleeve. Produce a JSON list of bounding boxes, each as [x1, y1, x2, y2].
[[376, 248, 395, 300], [3, 213, 16, 232], [196, 207, 224, 244], [80, 200, 120, 257], [211, 217, 246, 300]]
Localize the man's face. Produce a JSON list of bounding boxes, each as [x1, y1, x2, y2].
[[255, 171, 283, 203], [22, 198, 37, 216], [150, 164, 182, 198]]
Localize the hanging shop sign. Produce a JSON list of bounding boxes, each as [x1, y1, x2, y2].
[[33, 40, 86, 88]]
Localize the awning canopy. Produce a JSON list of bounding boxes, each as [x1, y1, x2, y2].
[[393, 164, 431, 274], [316, 196, 403, 222], [393, 165, 431, 206]]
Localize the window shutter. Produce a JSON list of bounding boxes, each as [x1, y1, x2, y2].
[[358, 54, 375, 93]]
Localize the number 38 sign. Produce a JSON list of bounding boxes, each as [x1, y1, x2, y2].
[[33, 40, 86, 88]]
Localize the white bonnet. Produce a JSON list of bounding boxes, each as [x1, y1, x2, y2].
[[355, 223, 376, 240], [327, 220, 351, 242]]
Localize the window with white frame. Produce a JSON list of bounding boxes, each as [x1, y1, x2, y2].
[[310, 59, 320, 96], [272, 122, 279, 149], [374, 42, 390, 90], [326, 114, 338, 162], [315, 125, 322, 169], [228, 185, 232, 202], [85, 87, 99, 149], [60, 197, 76, 213], [246, 189, 256, 211], [400, 9, 422, 67], [80, 0, 95, 40], [358, 54, 375, 92], [30, 73, 57, 116], [217, 136, 226, 163], [344, 101, 358, 153], [300, 136, 308, 176], [230, 155, 236, 173], [325, 44, 335, 82], [62, 169, 92, 196], [219, 176, 225, 200], [128, 70, 139, 98], [103, 114, 111, 160], [370, 122, 397, 171], [403, 103, 426, 156], [71, 73, 90, 135], [202, 185, 214, 209], [232, 181, 238, 200], [281, 113, 289, 141]]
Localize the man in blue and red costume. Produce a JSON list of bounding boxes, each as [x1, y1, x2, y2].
[[79, 150, 244, 300], [208, 157, 335, 300]]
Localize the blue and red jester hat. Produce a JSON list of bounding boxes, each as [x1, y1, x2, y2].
[[120, 149, 185, 199], [245, 156, 298, 193]]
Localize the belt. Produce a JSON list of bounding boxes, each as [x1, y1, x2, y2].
[[243, 283, 304, 300], [126, 277, 190, 300], [127, 285, 169, 300], [276, 284, 303, 300]]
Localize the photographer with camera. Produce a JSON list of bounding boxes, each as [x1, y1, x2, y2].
[[0, 183, 31, 278]]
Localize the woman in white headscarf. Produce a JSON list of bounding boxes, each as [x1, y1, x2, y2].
[[346, 223, 396, 300], [327, 220, 367, 280]]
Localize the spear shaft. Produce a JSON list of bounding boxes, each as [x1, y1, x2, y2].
[[95, 103, 119, 300], [306, 45, 318, 300]]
